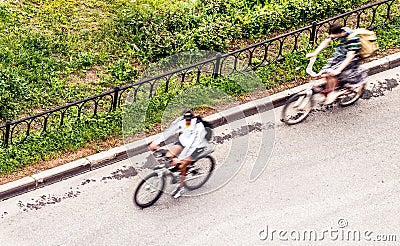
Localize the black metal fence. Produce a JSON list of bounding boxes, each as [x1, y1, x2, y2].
[[1, 0, 399, 147]]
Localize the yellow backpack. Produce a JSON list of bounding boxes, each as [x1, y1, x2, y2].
[[348, 28, 378, 59]]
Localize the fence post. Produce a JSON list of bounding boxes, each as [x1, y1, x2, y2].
[[4, 120, 11, 148], [213, 54, 221, 79], [309, 21, 317, 47], [112, 86, 120, 111]]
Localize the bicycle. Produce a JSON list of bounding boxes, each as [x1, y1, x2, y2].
[[133, 148, 215, 208], [281, 57, 366, 125]]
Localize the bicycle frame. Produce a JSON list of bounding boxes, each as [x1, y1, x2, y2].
[[151, 148, 214, 181]]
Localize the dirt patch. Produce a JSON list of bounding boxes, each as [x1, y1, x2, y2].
[[16, 187, 81, 212], [101, 166, 138, 181], [362, 78, 400, 99], [213, 122, 269, 144]]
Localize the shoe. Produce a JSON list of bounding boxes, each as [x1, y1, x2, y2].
[[324, 90, 345, 105], [171, 186, 184, 198], [171, 185, 179, 196]]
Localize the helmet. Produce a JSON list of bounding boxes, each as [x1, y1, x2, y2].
[[183, 109, 194, 119]]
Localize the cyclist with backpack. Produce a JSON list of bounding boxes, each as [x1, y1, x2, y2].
[[148, 109, 212, 198], [306, 23, 369, 105]]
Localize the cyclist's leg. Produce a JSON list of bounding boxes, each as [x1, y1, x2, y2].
[[338, 61, 366, 92], [325, 75, 343, 104], [166, 142, 183, 159], [171, 157, 192, 198], [178, 158, 192, 187], [321, 55, 343, 92], [179, 159, 191, 176], [326, 75, 339, 91], [178, 148, 204, 186]]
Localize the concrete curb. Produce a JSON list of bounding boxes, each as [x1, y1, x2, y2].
[[1, 52, 400, 201]]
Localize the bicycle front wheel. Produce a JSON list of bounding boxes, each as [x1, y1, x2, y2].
[[134, 173, 165, 208], [281, 92, 313, 125], [184, 156, 215, 190]]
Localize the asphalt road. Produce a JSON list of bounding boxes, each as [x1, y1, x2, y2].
[[1, 66, 400, 245]]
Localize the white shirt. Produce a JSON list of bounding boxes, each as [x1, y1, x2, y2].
[[153, 116, 208, 160]]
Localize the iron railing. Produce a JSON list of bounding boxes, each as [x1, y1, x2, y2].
[[1, 0, 399, 147]]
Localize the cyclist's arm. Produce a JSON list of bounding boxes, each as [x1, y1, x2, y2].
[[335, 51, 356, 73], [307, 37, 332, 58], [152, 117, 181, 146]]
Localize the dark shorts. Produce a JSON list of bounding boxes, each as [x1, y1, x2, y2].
[[191, 147, 205, 160], [322, 55, 367, 85], [174, 141, 204, 160]]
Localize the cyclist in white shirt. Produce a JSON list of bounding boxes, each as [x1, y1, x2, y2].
[[149, 110, 208, 198]]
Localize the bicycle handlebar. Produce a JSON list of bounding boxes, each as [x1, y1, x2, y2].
[[306, 57, 324, 77]]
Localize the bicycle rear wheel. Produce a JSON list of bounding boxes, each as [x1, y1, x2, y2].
[[134, 173, 165, 208], [184, 156, 215, 190], [281, 92, 313, 125]]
